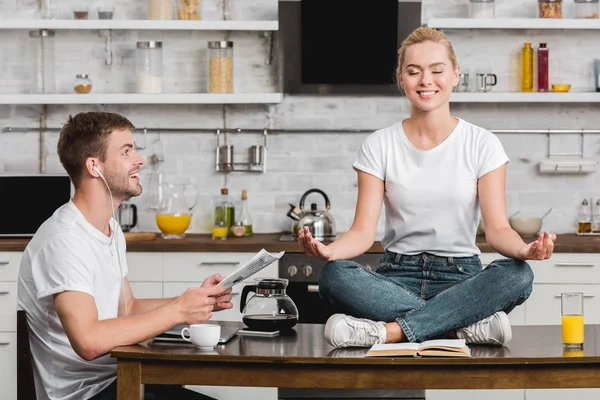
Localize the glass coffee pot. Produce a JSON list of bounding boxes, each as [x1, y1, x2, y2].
[[155, 181, 198, 239], [240, 278, 299, 332], [117, 201, 137, 232]]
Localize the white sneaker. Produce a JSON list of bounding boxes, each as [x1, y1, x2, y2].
[[324, 314, 387, 348], [456, 311, 512, 345]]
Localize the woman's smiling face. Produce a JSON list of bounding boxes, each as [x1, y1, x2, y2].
[[399, 41, 459, 112]]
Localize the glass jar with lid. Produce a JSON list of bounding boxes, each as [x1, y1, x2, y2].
[[538, 0, 563, 18], [136, 41, 163, 94], [73, 74, 93, 94], [208, 41, 234, 94], [29, 29, 56, 94], [470, 0, 495, 18], [148, 0, 173, 19], [574, 0, 599, 19]]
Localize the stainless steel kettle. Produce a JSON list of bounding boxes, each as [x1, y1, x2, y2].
[[287, 189, 335, 240]]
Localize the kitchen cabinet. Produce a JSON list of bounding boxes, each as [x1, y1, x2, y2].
[[428, 253, 600, 400], [126, 252, 163, 298], [426, 389, 524, 400], [526, 389, 600, 400], [138, 252, 280, 400], [187, 386, 277, 400], [0, 282, 17, 331], [0, 252, 20, 400], [0, 332, 17, 400]]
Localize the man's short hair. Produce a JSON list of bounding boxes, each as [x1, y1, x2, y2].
[[57, 112, 135, 187]]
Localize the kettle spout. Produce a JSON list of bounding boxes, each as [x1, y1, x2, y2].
[[286, 203, 301, 221]]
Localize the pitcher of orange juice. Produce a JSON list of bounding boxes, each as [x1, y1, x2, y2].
[[156, 181, 198, 239]]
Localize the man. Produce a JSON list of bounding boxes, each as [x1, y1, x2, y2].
[[17, 112, 232, 400]]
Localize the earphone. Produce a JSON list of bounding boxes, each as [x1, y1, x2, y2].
[[93, 164, 128, 317]]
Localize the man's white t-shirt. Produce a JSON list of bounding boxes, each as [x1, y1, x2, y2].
[[353, 118, 509, 257], [17, 200, 128, 400]]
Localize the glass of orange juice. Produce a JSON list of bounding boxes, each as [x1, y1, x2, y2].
[[561, 292, 584, 349], [156, 213, 192, 239]]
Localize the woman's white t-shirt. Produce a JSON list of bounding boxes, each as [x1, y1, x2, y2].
[[353, 118, 509, 257]]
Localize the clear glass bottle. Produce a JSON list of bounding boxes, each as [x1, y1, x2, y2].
[[213, 188, 235, 238], [469, 0, 495, 18], [578, 199, 592, 234], [29, 29, 56, 94], [593, 199, 600, 233], [136, 41, 163, 94], [232, 190, 253, 237], [574, 0, 599, 19], [212, 201, 228, 240], [538, 43, 549, 92], [208, 41, 234, 94], [521, 43, 534, 92], [73, 74, 93, 94]]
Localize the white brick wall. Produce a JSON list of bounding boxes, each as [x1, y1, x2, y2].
[[0, 0, 599, 236]]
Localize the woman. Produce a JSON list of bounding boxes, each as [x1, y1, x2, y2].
[[298, 27, 557, 348]]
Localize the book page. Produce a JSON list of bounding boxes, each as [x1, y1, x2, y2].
[[418, 339, 466, 350], [370, 343, 420, 352], [365, 343, 420, 357], [216, 249, 285, 289]]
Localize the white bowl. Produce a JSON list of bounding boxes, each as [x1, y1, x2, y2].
[[509, 217, 542, 236]]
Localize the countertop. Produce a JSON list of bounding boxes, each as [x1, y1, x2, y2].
[[1, 233, 600, 253]]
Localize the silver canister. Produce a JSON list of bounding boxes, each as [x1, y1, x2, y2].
[[249, 145, 263, 165], [218, 145, 234, 171]]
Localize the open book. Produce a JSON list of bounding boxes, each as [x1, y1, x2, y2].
[[366, 339, 470, 358], [216, 249, 285, 289]]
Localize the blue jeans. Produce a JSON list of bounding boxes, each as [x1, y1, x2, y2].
[[318, 251, 534, 343]]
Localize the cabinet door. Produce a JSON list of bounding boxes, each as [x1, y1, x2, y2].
[[0, 252, 21, 281], [163, 253, 278, 282], [0, 282, 17, 332], [0, 332, 17, 400], [426, 390, 523, 400], [185, 386, 277, 400], [526, 284, 600, 325], [526, 389, 600, 400], [129, 282, 162, 299], [528, 254, 600, 284], [126, 252, 162, 282]]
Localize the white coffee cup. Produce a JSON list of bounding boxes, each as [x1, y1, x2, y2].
[[181, 324, 221, 349]]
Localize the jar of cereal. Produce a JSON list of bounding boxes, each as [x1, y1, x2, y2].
[[208, 41, 233, 94]]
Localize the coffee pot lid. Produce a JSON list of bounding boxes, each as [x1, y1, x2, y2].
[[257, 278, 286, 290]]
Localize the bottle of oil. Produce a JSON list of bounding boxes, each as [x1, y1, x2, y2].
[[593, 199, 600, 233], [521, 42, 534, 92], [578, 198, 592, 234], [214, 188, 235, 237], [239, 190, 253, 236], [231, 190, 253, 237]]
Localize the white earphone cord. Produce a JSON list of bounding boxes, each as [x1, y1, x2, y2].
[[96, 169, 128, 317]]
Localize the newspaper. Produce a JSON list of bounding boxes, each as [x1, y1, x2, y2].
[[217, 249, 285, 289]]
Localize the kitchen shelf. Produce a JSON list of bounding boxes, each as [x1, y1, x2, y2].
[[0, 19, 278, 31], [450, 92, 600, 103], [426, 18, 600, 30], [0, 93, 284, 105]]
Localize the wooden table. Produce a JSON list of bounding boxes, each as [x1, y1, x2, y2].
[[111, 323, 600, 399]]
